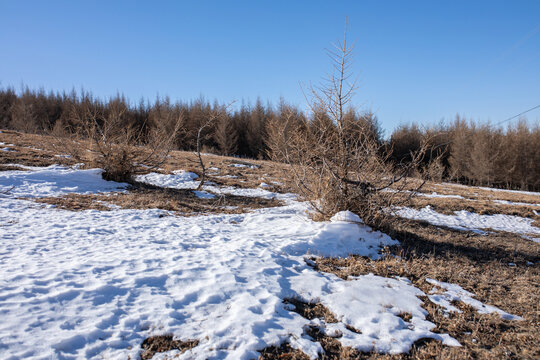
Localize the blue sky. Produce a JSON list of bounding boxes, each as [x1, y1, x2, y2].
[[1, 0, 539, 134]]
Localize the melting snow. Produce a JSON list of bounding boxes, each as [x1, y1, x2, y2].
[[493, 199, 540, 207], [0, 165, 128, 198], [135, 171, 296, 203], [394, 206, 540, 236], [0, 166, 523, 359], [426, 279, 522, 320]]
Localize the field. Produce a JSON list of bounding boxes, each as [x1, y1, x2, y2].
[[1, 130, 539, 360]]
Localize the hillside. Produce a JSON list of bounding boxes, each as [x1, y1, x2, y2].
[[1, 130, 539, 359]]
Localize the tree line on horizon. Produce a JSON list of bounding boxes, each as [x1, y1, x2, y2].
[[0, 86, 538, 191]]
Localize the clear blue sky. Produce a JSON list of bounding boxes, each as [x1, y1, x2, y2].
[[1, 0, 539, 134]]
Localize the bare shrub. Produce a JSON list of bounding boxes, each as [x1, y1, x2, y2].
[[269, 24, 426, 227], [52, 96, 181, 183]]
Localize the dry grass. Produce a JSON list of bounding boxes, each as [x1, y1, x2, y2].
[[35, 183, 283, 215], [140, 335, 198, 360], [0, 130, 75, 168], [307, 219, 540, 359], [0, 129, 295, 193], [403, 178, 540, 205], [283, 298, 338, 323], [4, 130, 540, 359]]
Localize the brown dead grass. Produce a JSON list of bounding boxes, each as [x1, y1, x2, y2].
[[258, 342, 311, 360], [0, 131, 75, 168], [284, 298, 338, 323], [407, 196, 540, 220], [35, 183, 283, 215], [140, 335, 198, 360], [1, 129, 295, 194], [403, 178, 540, 206], [4, 130, 540, 359], [307, 219, 540, 359]]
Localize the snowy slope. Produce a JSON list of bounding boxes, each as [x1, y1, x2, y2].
[[2, 166, 523, 359]]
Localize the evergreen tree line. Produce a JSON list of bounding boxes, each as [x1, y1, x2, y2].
[[0, 87, 538, 190]]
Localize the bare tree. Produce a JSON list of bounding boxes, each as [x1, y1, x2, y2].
[[195, 102, 234, 190], [214, 115, 238, 156], [269, 22, 427, 227]]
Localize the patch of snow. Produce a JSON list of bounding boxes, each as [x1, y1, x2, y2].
[[420, 192, 464, 199], [135, 171, 296, 203], [426, 279, 522, 320], [476, 186, 540, 196], [382, 189, 465, 200], [1, 147, 15, 152], [330, 210, 363, 224], [135, 171, 199, 189], [522, 235, 540, 243], [393, 206, 540, 236], [228, 163, 259, 169], [259, 182, 271, 189], [437, 182, 540, 197], [292, 272, 460, 354], [55, 154, 72, 159], [193, 190, 216, 199], [493, 199, 540, 207], [0, 165, 128, 198]]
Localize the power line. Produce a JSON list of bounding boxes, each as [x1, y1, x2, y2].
[[495, 104, 540, 126]]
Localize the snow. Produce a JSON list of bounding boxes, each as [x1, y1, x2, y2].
[[193, 190, 216, 199], [393, 206, 540, 236], [228, 163, 259, 169], [291, 272, 460, 354], [136, 170, 199, 189], [426, 279, 522, 320], [1, 147, 15, 152], [382, 189, 464, 199], [0, 165, 128, 198], [493, 199, 540, 207], [437, 182, 540, 197], [135, 171, 296, 203], [2, 165, 525, 359], [419, 191, 464, 199], [0, 194, 446, 359], [330, 210, 363, 223]]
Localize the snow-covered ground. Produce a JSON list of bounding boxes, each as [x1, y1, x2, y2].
[[136, 171, 295, 202], [0, 166, 524, 359], [394, 206, 540, 237]]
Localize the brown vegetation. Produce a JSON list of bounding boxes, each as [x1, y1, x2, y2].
[[2, 85, 538, 191], [267, 27, 428, 227], [3, 130, 540, 359], [34, 184, 282, 215], [140, 335, 198, 360]]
